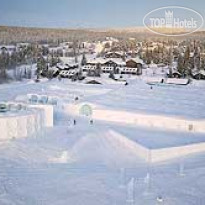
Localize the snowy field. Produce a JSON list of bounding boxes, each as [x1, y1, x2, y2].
[[0, 77, 205, 204]]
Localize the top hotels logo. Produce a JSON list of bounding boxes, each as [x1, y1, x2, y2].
[[143, 6, 204, 36]]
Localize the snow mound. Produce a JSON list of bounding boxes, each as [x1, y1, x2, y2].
[[69, 130, 142, 167]]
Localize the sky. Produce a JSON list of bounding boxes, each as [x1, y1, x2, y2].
[[0, 0, 205, 28]]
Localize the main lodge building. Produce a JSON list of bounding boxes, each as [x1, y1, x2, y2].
[[83, 52, 143, 75]]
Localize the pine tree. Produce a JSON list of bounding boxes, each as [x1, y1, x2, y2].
[[0, 50, 9, 80], [200, 58, 205, 70], [184, 46, 190, 77], [177, 54, 184, 75], [37, 56, 47, 79], [168, 48, 174, 78], [81, 53, 87, 66]]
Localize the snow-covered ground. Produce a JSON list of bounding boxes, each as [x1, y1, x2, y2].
[[0, 76, 205, 204]]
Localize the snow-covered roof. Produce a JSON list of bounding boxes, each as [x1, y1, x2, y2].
[[56, 63, 64, 70], [126, 57, 143, 64], [145, 77, 189, 85], [49, 47, 63, 52], [65, 62, 79, 67], [85, 77, 126, 85], [167, 69, 181, 75], [172, 71, 181, 75], [87, 58, 106, 64], [0, 45, 16, 50], [105, 58, 126, 66], [87, 58, 126, 66], [16, 43, 30, 47], [165, 78, 189, 85], [192, 70, 205, 76], [49, 67, 59, 73], [148, 63, 158, 68], [145, 77, 164, 84], [105, 51, 124, 56], [190, 52, 195, 58]]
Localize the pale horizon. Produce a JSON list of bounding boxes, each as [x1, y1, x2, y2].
[[0, 0, 205, 29]]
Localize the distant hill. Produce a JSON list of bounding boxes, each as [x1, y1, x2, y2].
[[0, 26, 103, 44], [0, 25, 205, 44]]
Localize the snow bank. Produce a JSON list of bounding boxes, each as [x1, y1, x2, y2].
[[109, 130, 205, 163], [65, 104, 205, 133], [151, 142, 205, 162]]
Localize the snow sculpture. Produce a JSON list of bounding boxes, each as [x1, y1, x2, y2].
[[126, 178, 135, 205], [38, 95, 48, 104], [79, 104, 93, 117], [48, 97, 58, 105], [28, 94, 38, 104]]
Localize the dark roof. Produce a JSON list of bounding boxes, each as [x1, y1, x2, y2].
[[86, 80, 101, 84]]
